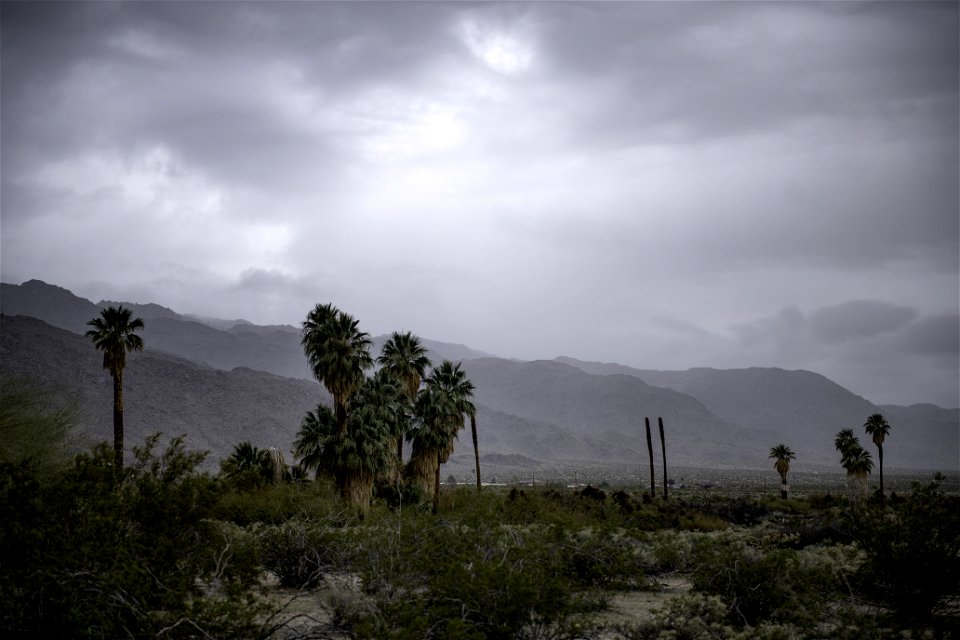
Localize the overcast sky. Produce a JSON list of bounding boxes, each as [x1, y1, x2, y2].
[[2, 1, 958, 407]]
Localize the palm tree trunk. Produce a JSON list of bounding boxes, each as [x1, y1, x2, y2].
[[112, 371, 124, 480], [471, 414, 481, 493], [406, 444, 436, 496], [659, 417, 668, 502], [335, 400, 347, 435], [878, 444, 884, 505], [345, 470, 375, 516], [645, 417, 655, 500], [433, 451, 441, 514]]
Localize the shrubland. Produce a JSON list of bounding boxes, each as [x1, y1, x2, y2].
[[1, 400, 957, 639]]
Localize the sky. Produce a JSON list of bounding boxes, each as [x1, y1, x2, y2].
[[1, 1, 958, 408]]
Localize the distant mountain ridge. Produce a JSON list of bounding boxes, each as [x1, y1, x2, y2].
[[2, 279, 957, 471], [554, 356, 958, 470]]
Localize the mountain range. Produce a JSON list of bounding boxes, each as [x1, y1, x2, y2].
[[1, 279, 957, 472]]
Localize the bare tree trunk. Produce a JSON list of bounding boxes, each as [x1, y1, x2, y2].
[[113, 371, 124, 481], [645, 417, 655, 500], [659, 417, 668, 502], [471, 414, 481, 493]]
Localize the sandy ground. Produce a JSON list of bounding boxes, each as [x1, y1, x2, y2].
[[259, 572, 692, 638]]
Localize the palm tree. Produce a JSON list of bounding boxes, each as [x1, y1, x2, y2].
[[301, 304, 373, 432], [835, 429, 873, 509], [864, 413, 891, 504], [221, 441, 274, 486], [293, 373, 405, 512], [834, 428, 858, 458], [86, 305, 145, 478], [407, 361, 475, 511], [842, 447, 874, 508], [294, 404, 338, 481], [338, 372, 407, 511], [769, 444, 796, 499], [377, 331, 431, 479]]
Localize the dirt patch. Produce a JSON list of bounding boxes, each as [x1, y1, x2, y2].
[[259, 572, 364, 639], [595, 575, 692, 628]]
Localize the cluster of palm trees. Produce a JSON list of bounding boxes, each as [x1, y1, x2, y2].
[[771, 414, 891, 507], [835, 413, 891, 507], [294, 303, 479, 512]]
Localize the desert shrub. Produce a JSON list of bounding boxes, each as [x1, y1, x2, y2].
[[212, 477, 350, 525], [638, 530, 702, 574], [558, 527, 648, 589], [256, 518, 356, 588], [689, 496, 770, 526], [0, 435, 267, 639], [374, 480, 424, 509], [688, 533, 840, 627], [850, 475, 960, 624], [347, 518, 603, 639]]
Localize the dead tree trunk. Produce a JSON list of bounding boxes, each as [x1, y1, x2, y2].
[[645, 417, 655, 500], [659, 417, 668, 502]]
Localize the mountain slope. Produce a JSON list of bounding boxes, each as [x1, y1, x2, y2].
[[0, 314, 325, 465], [463, 358, 774, 466], [556, 357, 959, 470]]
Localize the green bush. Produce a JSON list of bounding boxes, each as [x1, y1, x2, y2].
[[0, 436, 267, 639], [558, 527, 648, 589], [257, 518, 355, 588], [0, 378, 78, 469], [211, 477, 350, 525], [850, 475, 960, 623], [688, 532, 840, 627], [348, 519, 603, 639]]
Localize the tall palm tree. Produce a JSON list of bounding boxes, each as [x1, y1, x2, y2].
[[377, 331, 431, 479], [407, 361, 475, 511], [864, 413, 891, 504], [768, 444, 796, 499], [301, 304, 373, 433], [86, 305, 144, 478]]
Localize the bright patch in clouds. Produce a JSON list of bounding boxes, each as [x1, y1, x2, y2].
[[460, 19, 535, 75]]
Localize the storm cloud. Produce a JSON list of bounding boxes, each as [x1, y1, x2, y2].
[[2, 1, 957, 407]]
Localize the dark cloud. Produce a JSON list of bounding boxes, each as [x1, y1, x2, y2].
[[1, 1, 956, 406], [898, 313, 960, 358], [810, 300, 918, 344]]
